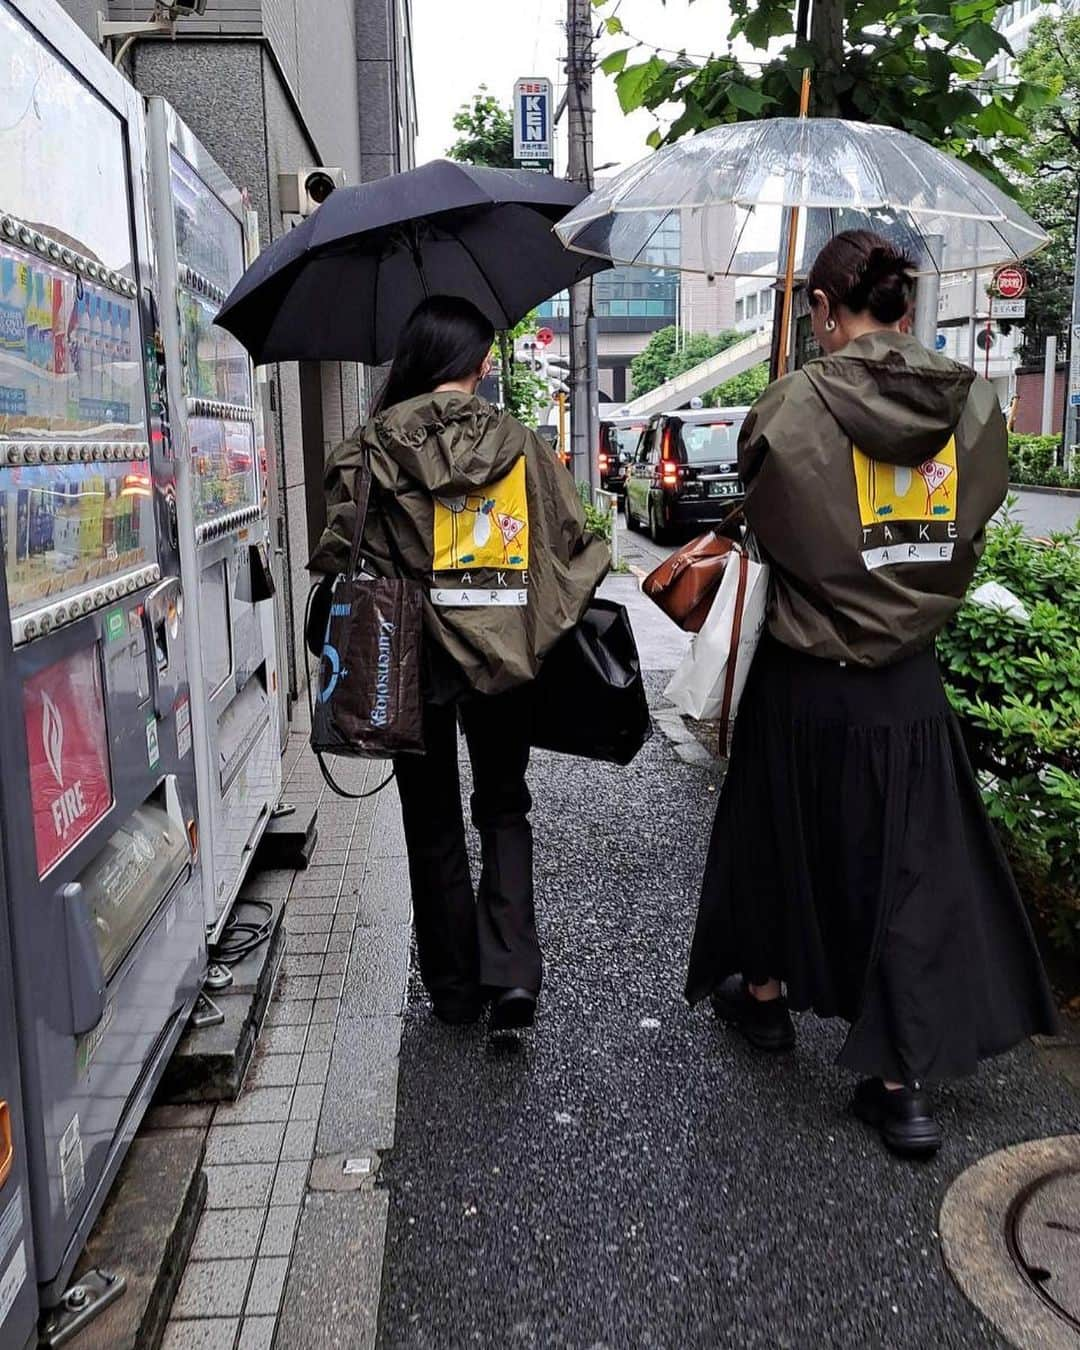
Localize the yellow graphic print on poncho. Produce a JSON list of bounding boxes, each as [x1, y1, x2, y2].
[[852, 437, 958, 572], [431, 457, 530, 608]]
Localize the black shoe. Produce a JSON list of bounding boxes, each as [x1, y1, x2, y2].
[[490, 987, 536, 1032], [851, 1079, 943, 1158], [431, 999, 482, 1026], [710, 975, 795, 1053]]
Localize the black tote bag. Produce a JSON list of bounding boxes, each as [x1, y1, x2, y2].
[[310, 465, 425, 760], [531, 599, 651, 766]]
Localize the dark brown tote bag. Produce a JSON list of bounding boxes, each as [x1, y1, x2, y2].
[[310, 464, 425, 760], [642, 521, 743, 633]]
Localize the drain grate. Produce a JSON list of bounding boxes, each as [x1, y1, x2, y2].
[[1008, 1166, 1080, 1333]]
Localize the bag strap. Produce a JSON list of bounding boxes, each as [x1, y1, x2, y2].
[[717, 550, 749, 748], [346, 462, 374, 580]]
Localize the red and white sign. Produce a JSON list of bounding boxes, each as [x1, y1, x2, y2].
[[993, 265, 1028, 300], [535, 327, 555, 348], [23, 647, 113, 876]]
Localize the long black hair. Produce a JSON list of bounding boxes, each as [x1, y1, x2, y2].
[[373, 295, 495, 414]]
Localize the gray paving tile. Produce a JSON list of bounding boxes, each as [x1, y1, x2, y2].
[[281, 1117, 318, 1161], [244, 1257, 289, 1317], [353, 856, 412, 928], [290, 867, 345, 899], [289, 1084, 325, 1121], [315, 972, 345, 1001], [190, 1207, 265, 1261], [274, 972, 322, 1002], [320, 952, 348, 975], [331, 915, 354, 935], [325, 932, 351, 954], [172, 1259, 252, 1318], [311, 998, 339, 1024], [298, 1050, 331, 1086], [282, 953, 324, 978], [285, 931, 331, 956], [256, 1024, 310, 1055], [237, 1316, 276, 1350], [271, 1160, 310, 1206], [246, 1053, 301, 1088], [334, 893, 359, 917], [204, 1163, 275, 1210], [275, 1192, 388, 1350], [341, 926, 409, 1018], [258, 1205, 301, 1258], [283, 912, 333, 934], [262, 999, 314, 1027], [317, 1016, 402, 1156], [287, 896, 339, 917], [161, 1320, 240, 1350], [303, 1022, 335, 1053], [214, 1086, 293, 1125], [205, 1122, 286, 1167]]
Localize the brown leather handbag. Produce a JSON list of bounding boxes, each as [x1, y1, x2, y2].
[[642, 526, 742, 633]]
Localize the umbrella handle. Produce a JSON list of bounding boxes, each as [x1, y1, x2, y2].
[[775, 69, 813, 381]]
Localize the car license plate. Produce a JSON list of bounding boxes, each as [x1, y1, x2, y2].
[[708, 481, 740, 498]]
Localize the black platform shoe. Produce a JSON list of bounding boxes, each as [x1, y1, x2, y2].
[[490, 987, 536, 1032], [851, 1079, 943, 1158], [711, 975, 795, 1053]]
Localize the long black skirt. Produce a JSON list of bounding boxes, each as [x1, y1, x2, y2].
[[686, 635, 1060, 1085]]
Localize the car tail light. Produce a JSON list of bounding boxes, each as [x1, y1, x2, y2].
[[661, 459, 680, 487], [599, 452, 609, 473]]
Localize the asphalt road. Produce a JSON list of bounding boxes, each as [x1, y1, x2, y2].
[[1006, 486, 1080, 537], [375, 666, 1080, 1348]]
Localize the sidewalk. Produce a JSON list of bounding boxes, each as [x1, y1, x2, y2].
[[157, 578, 1079, 1349]]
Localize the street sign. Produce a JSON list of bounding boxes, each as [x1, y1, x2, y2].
[[513, 76, 554, 173], [935, 334, 947, 351], [991, 297, 1027, 319], [1071, 392, 1080, 407], [536, 327, 554, 347], [993, 265, 1028, 300]]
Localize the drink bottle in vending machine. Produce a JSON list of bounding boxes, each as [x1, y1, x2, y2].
[[0, 1, 206, 1333]]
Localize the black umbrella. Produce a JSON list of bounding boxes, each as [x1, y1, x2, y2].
[[216, 160, 609, 365]]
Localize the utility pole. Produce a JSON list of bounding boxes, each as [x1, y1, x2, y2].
[[566, 0, 599, 494]]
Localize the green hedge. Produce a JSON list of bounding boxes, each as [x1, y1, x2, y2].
[[1008, 433, 1080, 489], [938, 510, 1080, 952]]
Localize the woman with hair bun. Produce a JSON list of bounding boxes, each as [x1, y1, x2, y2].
[[686, 230, 1059, 1157]]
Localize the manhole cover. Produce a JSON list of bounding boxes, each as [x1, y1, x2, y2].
[[1010, 1167, 1080, 1332]]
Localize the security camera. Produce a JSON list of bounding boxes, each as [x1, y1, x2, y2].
[[304, 171, 338, 206], [162, 0, 208, 15], [278, 168, 346, 217]]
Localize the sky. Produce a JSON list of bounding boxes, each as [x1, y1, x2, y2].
[[411, 0, 732, 175]]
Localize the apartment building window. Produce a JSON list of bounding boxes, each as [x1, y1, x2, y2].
[[745, 293, 758, 320], [735, 297, 745, 322], [760, 289, 774, 315]]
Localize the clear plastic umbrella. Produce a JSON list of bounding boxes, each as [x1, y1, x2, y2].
[[554, 118, 1049, 280]]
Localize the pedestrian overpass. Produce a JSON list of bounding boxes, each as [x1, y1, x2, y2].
[[622, 330, 771, 418]]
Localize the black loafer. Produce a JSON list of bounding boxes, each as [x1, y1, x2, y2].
[[490, 987, 536, 1032], [711, 975, 795, 1053], [851, 1079, 943, 1158]]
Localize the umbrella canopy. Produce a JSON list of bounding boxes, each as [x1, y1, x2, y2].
[[216, 160, 608, 364], [554, 119, 1049, 280]]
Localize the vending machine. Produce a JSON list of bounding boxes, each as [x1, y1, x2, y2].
[[147, 99, 283, 951], [0, 869, 37, 1350], [0, 0, 205, 1327]]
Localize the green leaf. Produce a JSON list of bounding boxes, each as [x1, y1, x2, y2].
[[614, 56, 669, 113], [646, 128, 663, 149], [974, 98, 1030, 138], [739, 3, 792, 48], [605, 15, 624, 34], [925, 47, 953, 89], [957, 19, 1009, 63], [726, 81, 776, 115], [599, 48, 630, 76]]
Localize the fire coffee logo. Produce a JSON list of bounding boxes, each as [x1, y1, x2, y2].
[[42, 689, 89, 838]]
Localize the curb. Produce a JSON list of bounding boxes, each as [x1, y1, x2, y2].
[[1010, 483, 1080, 499]]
